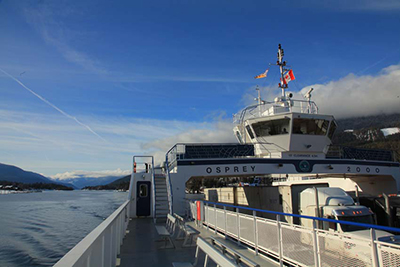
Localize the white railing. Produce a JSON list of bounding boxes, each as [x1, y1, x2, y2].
[[233, 99, 319, 125], [189, 201, 400, 267], [54, 200, 130, 267]]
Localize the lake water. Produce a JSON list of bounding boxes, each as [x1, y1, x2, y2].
[[0, 190, 128, 267]]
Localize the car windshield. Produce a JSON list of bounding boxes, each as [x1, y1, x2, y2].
[[337, 215, 374, 232]]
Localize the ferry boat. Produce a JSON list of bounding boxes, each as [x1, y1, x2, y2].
[[54, 45, 400, 267]]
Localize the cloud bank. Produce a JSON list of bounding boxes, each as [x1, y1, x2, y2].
[[295, 65, 400, 118], [50, 168, 130, 180], [142, 121, 237, 165]]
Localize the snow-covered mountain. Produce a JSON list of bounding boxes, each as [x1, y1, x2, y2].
[[381, 127, 400, 137], [50, 176, 125, 189]]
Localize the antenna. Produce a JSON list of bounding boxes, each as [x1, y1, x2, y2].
[[277, 44, 288, 98], [304, 88, 314, 100], [254, 85, 263, 116], [304, 88, 314, 113]]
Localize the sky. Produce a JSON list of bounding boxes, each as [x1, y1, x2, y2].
[[0, 0, 400, 178]]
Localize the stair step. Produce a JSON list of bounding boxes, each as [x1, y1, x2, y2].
[[155, 189, 167, 192]]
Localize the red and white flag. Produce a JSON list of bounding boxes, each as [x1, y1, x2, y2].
[[283, 69, 295, 84]]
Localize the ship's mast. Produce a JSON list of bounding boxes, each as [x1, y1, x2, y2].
[[277, 44, 287, 98]]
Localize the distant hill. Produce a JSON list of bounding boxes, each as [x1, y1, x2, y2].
[[0, 163, 76, 189], [0, 163, 51, 183], [51, 176, 125, 189], [335, 113, 400, 132], [108, 175, 130, 186], [332, 113, 400, 160], [83, 175, 130, 191]]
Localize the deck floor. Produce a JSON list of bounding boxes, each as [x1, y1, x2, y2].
[[119, 218, 278, 267], [119, 218, 200, 267]]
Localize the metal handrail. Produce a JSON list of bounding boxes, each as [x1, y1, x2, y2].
[[150, 157, 156, 222], [200, 200, 400, 233], [233, 99, 319, 125], [165, 146, 175, 215], [166, 143, 256, 166], [326, 145, 397, 162], [54, 200, 130, 267], [191, 200, 400, 267]]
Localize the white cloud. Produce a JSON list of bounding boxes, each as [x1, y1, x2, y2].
[[50, 168, 130, 180], [142, 121, 237, 165], [294, 64, 400, 118], [0, 109, 237, 174]]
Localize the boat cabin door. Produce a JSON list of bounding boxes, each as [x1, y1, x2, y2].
[[136, 181, 151, 216], [129, 156, 154, 218]]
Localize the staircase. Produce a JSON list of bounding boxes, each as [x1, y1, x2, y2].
[[154, 174, 169, 222]]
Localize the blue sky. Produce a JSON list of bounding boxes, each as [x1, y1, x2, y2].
[[1, 0, 400, 177]]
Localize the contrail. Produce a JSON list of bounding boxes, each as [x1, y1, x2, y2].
[[0, 68, 107, 142], [357, 47, 400, 75]]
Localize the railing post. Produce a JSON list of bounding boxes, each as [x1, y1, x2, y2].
[[237, 207, 241, 245], [253, 210, 258, 255], [214, 204, 217, 234], [224, 206, 227, 237], [370, 228, 379, 267], [206, 203, 209, 230], [109, 224, 114, 267], [277, 215, 283, 267], [117, 216, 121, 255], [101, 235, 105, 267], [312, 219, 320, 267]]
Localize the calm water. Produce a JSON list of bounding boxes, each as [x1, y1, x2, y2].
[[0, 190, 128, 267]]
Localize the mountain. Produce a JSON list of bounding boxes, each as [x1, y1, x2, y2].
[[108, 175, 130, 187], [0, 163, 76, 189], [334, 113, 400, 132], [332, 113, 400, 159], [0, 163, 51, 183], [51, 176, 125, 189], [82, 175, 131, 191]]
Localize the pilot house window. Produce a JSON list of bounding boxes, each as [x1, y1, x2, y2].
[[328, 120, 337, 139], [252, 118, 290, 137], [292, 119, 329, 135], [246, 125, 255, 139]]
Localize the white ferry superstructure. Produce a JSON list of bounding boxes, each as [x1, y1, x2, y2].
[[54, 44, 400, 267]]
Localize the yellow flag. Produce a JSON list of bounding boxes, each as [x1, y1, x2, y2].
[[254, 69, 269, 79]]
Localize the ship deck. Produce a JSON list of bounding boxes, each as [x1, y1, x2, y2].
[[119, 218, 279, 267]]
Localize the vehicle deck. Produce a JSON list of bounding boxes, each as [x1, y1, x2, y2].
[[119, 218, 279, 267]]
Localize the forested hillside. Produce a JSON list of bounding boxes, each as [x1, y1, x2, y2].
[[332, 113, 400, 160]]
